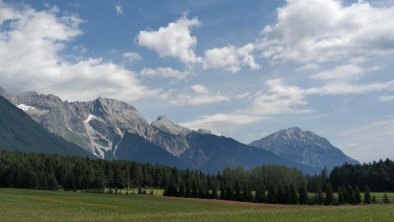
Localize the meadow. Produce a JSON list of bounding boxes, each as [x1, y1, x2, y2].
[[0, 188, 393, 222]]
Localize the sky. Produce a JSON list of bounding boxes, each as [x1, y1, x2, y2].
[[1, 0, 394, 163]]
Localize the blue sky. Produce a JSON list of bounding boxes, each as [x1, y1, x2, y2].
[[1, 0, 394, 162]]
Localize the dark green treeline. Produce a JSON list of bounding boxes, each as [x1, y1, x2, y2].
[[0, 151, 392, 205]]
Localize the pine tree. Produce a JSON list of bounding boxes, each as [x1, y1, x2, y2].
[[242, 183, 253, 202], [178, 182, 185, 197], [354, 185, 361, 204], [337, 186, 345, 205], [371, 195, 378, 204], [345, 184, 354, 204], [298, 183, 308, 205], [383, 192, 390, 204], [234, 180, 242, 201], [220, 183, 226, 200], [255, 185, 266, 203], [324, 183, 334, 205], [363, 186, 371, 204], [277, 184, 285, 204], [267, 184, 278, 204], [288, 184, 298, 204], [315, 183, 324, 205], [211, 185, 218, 199]]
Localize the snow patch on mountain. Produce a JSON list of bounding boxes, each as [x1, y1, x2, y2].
[[17, 104, 36, 111], [84, 114, 95, 123]]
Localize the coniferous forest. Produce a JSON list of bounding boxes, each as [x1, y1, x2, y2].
[[0, 151, 392, 205]]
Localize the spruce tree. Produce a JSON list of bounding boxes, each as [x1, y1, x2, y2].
[[288, 184, 298, 204], [267, 184, 278, 204], [345, 184, 354, 204], [242, 184, 253, 202], [363, 186, 371, 204], [298, 183, 308, 205], [383, 192, 390, 204], [372, 195, 378, 204], [324, 183, 334, 205], [234, 180, 242, 201], [315, 183, 324, 205], [337, 186, 345, 205], [255, 185, 266, 203], [277, 184, 285, 204], [354, 185, 361, 204]]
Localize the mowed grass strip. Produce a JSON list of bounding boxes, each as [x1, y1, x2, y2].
[[0, 188, 393, 222]]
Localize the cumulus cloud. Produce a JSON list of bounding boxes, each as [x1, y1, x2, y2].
[[0, 2, 157, 101], [182, 77, 394, 132], [169, 84, 232, 106], [191, 84, 208, 94], [306, 80, 394, 95], [182, 79, 308, 132], [310, 64, 380, 81], [260, 0, 394, 63], [122, 52, 142, 61], [137, 16, 202, 65], [114, 4, 123, 16], [203, 43, 261, 73], [182, 114, 265, 131], [140, 67, 188, 79]]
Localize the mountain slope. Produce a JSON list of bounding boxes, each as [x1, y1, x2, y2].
[[182, 132, 319, 174], [249, 127, 358, 169], [10, 92, 149, 158], [115, 132, 187, 168], [0, 96, 92, 157]]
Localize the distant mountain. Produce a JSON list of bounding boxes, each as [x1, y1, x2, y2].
[[249, 127, 359, 170], [0, 96, 92, 157], [0, 88, 325, 174], [180, 132, 319, 174]]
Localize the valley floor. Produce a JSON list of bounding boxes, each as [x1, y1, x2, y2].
[[0, 188, 393, 222]]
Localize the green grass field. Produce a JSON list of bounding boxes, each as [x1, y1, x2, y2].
[[0, 188, 393, 222]]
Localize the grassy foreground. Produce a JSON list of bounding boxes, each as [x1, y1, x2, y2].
[[0, 189, 393, 222]]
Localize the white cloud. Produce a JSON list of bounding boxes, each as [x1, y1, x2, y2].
[[311, 64, 380, 81], [181, 77, 394, 133], [122, 52, 142, 61], [140, 67, 188, 79], [137, 16, 202, 64], [182, 114, 265, 132], [311, 64, 364, 81], [338, 118, 394, 162], [260, 0, 394, 63], [247, 79, 308, 116], [306, 80, 394, 95], [170, 94, 230, 106], [0, 1, 157, 101], [114, 4, 123, 16], [191, 84, 208, 94], [203, 43, 260, 73], [181, 79, 308, 132]]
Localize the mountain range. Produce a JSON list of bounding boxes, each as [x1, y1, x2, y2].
[[0, 87, 358, 174]]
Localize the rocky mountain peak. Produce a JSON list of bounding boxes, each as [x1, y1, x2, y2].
[[197, 129, 213, 135], [151, 116, 192, 136], [250, 127, 359, 169], [157, 115, 168, 121]]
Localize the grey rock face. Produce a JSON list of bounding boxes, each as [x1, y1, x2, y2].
[[147, 116, 192, 157], [249, 127, 359, 169], [11, 92, 149, 159]]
